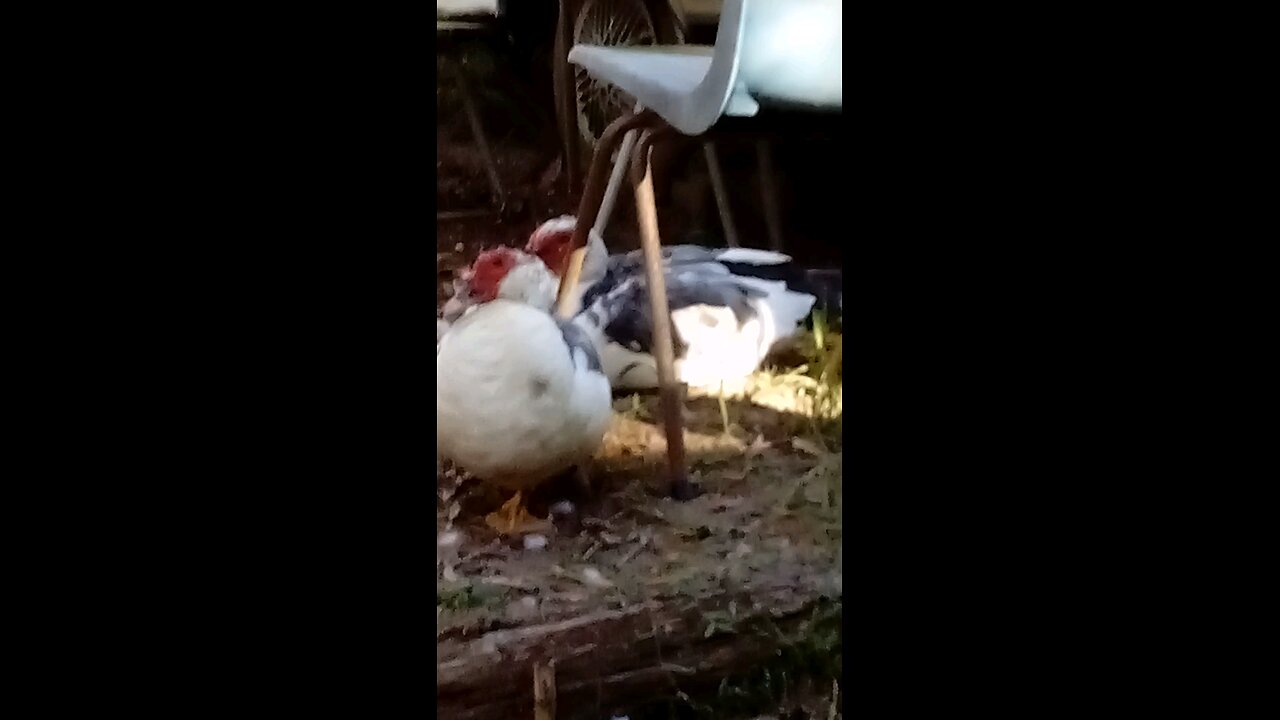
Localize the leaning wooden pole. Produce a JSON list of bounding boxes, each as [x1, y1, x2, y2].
[[702, 140, 740, 247], [631, 129, 695, 501], [555, 111, 656, 318]]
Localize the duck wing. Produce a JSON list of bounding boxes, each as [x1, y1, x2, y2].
[[580, 245, 788, 314], [580, 268, 768, 359]]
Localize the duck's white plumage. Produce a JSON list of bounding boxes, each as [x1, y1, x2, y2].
[[436, 248, 611, 490]]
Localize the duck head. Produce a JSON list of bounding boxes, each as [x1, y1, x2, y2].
[[525, 215, 608, 288], [466, 246, 558, 310], [524, 215, 577, 277]]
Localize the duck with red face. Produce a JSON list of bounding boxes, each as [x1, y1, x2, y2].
[[436, 246, 612, 535]]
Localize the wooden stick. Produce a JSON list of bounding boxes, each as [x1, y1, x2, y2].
[[596, 128, 640, 239], [702, 140, 740, 247], [552, 127, 639, 318], [555, 111, 656, 318], [631, 139, 691, 499], [436, 209, 495, 221], [555, 0, 579, 192], [533, 660, 556, 720], [451, 60, 504, 209], [756, 138, 783, 251]]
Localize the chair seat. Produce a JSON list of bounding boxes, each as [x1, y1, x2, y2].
[[569, 0, 840, 135], [569, 44, 756, 135], [572, 45, 712, 97]]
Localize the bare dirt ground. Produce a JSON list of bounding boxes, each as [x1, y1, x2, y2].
[[437, 45, 842, 720], [438, 388, 842, 633]]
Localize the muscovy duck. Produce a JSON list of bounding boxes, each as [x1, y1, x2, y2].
[[436, 246, 611, 534], [524, 216, 824, 391]]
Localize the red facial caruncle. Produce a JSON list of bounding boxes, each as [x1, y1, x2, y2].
[[524, 216, 577, 277], [466, 246, 519, 302]]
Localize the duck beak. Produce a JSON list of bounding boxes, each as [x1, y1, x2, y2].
[[443, 272, 475, 322]]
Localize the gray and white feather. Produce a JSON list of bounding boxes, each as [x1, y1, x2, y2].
[[555, 316, 603, 374]]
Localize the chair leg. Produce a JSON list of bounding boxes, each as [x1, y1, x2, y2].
[[702, 140, 740, 248], [756, 139, 783, 251], [631, 130, 697, 501], [594, 128, 640, 241], [555, 110, 657, 317], [451, 60, 505, 211]]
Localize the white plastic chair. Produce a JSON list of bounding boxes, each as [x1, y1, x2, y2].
[[555, 0, 842, 499], [570, 0, 841, 131]]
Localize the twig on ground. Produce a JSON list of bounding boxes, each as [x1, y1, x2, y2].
[[533, 660, 556, 720]]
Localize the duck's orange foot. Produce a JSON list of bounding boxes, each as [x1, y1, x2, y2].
[[484, 492, 552, 536]]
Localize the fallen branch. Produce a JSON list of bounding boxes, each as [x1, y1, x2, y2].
[[437, 586, 836, 720]]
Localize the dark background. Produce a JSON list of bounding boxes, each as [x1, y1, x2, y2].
[[40, 4, 1213, 717]]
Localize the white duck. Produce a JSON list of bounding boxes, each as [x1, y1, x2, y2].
[[436, 246, 611, 533], [523, 216, 824, 392]]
